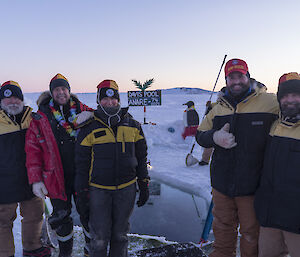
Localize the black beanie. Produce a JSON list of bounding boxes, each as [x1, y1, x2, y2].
[[0, 81, 24, 101], [49, 73, 70, 93]]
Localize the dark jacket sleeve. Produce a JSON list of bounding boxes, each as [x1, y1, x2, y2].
[[134, 123, 149, 180], [196, 109, 217, 148], [75, 125, 92, 192]]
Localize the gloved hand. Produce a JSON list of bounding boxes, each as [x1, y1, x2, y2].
[[75, 111, 93, 125], [213, 123, 237, 149], [137, 179, 150, 207], [32, 181, 48, 199], [75, 189, 90, 226]]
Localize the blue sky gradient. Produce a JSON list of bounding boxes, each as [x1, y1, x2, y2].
[[1, 0, 300, 92]]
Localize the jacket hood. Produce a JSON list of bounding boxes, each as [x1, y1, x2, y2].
[[36, 91, 79, 107]]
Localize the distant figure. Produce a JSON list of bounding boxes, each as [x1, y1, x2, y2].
[[182, 101, 199, 139]]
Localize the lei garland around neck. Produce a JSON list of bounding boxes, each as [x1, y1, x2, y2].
[[49, 98, 78, 137]]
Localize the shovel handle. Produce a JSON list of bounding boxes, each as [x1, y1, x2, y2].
[[190, 143, 196, 154]]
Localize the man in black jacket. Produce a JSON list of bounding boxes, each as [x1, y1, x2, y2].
[[0, 81, 50, 257], [75, 79, 149, 257], [254, 72, 300, 256], [196, 59, 278, 257]]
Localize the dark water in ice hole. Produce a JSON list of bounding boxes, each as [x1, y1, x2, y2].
[[71, 179, 211, 243]]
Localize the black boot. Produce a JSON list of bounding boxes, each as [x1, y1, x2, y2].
[[58, 238, 73, 257], [199, 160, 209, 166], [23, 246, 51, 257]]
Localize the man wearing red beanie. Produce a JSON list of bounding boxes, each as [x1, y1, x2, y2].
[[196, 59, 279, 257], [255, 72, 300, 256], [75, 80, 149, 257]]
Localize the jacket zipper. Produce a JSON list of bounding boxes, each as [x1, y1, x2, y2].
[[97, 117, 120, 188], [122, 131, 125, 153]]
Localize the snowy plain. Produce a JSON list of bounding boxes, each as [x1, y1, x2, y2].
[[13, 89, 217, 256]]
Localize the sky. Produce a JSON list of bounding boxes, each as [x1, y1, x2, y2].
[[1, 0, 300, 93]]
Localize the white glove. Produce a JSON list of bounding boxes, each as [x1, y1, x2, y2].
[[75, 111, 93, 125], [32, 182, 48, 199], [213, 123, 237, 149]]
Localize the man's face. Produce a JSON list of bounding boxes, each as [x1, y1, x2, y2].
[[280, 93, 300, 118], [100, 97, 119, 107], [52, 86, 70, 105], [1, 96, 24, 115], [226, 72, 250, 97]]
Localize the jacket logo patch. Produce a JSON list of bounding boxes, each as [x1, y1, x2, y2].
[[252, 121, 263, 126], [94, 130, 106, 138]]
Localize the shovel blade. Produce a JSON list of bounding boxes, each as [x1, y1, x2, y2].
[[186, 153, 199, 166]]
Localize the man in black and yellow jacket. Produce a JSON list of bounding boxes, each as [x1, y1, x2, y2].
[[0, 81, 50, 257], [196, 59, 278, 257], [75, 80, 149, 257], [254, 72, 300, 256]]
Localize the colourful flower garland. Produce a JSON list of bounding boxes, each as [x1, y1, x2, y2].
[[49, 98, 78, 137]]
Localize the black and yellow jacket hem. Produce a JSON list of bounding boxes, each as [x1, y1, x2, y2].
[[74, 108, 148, 191], [0, 106, 35, 204], [196, 85, 279, 197], [255, 117, 300, 234]]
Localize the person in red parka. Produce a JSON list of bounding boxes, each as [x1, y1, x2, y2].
[[25, 74, 93, 257]]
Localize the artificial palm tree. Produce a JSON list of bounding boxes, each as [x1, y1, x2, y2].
[[132, 78, 154, 91]]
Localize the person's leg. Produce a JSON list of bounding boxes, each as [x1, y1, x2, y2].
[[109, 184, 136, 257], [0, 203, 17, 257], [283, 230, 300, 257], [49, 198, 73, 257], [210, 189, 238, 257], [235, 195, 260, 257], [73, 191, 90, 256], [258, 227, 288, 257], [20, 197, 44, 251], [89, 187, 112, 257], [200, 148, 213, 165]]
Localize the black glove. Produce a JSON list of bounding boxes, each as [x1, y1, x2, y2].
[[75, 189, 90, 227], [137, 178, 150, 207]]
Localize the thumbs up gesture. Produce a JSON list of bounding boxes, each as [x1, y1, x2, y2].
[[213, 123, 237, 149]]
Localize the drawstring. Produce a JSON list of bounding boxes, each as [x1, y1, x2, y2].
[[99, 104, 121, 127]]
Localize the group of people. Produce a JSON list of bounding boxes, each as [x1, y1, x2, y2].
[[196, 59, 300, 256], [2, 58, 300, 257], [0, 75, 149, 257]]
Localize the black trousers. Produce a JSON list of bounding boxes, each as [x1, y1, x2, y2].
[[89, 183, 137, 257], [49, 190, 90, 254]]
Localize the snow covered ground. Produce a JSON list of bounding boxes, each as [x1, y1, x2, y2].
[[13, 89, 216, 256]]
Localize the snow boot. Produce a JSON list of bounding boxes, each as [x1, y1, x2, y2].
[[58, 238, 73, 257], [199, 160, 209, 166], [23, 246, 51, 257]]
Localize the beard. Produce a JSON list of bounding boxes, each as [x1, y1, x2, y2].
[[100, 104, 121, 116], [1, 102, 24, 115], [280, 101, 300, 119], [227, 82, 250, 98]]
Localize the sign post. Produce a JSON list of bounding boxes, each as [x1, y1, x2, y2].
[[128, 90, 162, 124]]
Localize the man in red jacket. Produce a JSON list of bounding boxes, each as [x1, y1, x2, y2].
[[25, 74, 92, 257]]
